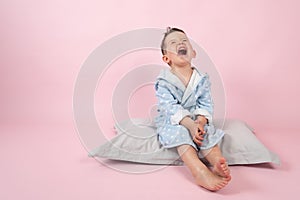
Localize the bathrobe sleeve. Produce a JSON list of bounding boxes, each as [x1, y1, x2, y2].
[[155, 81, 191, 125], [193, 76, 213, 125]]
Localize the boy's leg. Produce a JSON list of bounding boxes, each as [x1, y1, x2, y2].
[[177, 144, 229, 191], [203, 145, 231, 179]]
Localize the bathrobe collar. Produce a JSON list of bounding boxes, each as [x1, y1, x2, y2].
[[157, 67, 207, 105]]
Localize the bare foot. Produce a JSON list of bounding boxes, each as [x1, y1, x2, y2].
[[213, 157, 231, 180], [195, 167, 229, 191]]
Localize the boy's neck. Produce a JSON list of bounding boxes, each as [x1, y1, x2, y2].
[[170, 64, 193, 86], [170, 63, 193, 75]]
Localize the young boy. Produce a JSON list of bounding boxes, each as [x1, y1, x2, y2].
[[155, 27, 231, 191]]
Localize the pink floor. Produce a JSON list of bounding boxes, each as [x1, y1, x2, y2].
[[1, 123, 299, 199]]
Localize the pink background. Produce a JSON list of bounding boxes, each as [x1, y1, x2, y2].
[[1, 0, 300, 199]]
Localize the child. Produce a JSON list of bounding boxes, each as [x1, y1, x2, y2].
[[155, 27, 231, 191]]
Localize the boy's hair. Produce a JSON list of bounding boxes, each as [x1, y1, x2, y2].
[[161, 27, 185, 55]]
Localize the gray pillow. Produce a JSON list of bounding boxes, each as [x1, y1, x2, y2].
[[89, 119, 280, 165]]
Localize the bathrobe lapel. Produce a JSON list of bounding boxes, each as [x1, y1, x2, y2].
[[157, 67, 202, 108], [181, 69, 200, 105]]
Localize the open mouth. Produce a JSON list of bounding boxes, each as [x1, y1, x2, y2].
[[177, 47, 187, 55]]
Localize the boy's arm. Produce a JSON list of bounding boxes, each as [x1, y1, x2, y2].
[[155, 82, 191, 125], [194, 75, 214, 125]]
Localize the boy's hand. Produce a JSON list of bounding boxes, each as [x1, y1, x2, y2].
[[196, 123, 206, 135], [189, 122, 204, 146], [193, 115, 208, 145], [195, 115, 208, 126], [193, 126, 204, 146], [180, 117, 204, 146]]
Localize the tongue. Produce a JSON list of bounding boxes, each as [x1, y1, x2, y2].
[[178, 49, 187, 55]]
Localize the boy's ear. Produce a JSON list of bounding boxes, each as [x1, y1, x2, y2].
[[162, 55, 170, 64], [192, 49, 196, 58]]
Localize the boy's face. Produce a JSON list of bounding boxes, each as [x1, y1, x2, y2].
[[162, 31, 196, 67]]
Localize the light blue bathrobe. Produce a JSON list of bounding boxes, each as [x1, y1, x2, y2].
[[155, 67, 224, 154]]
